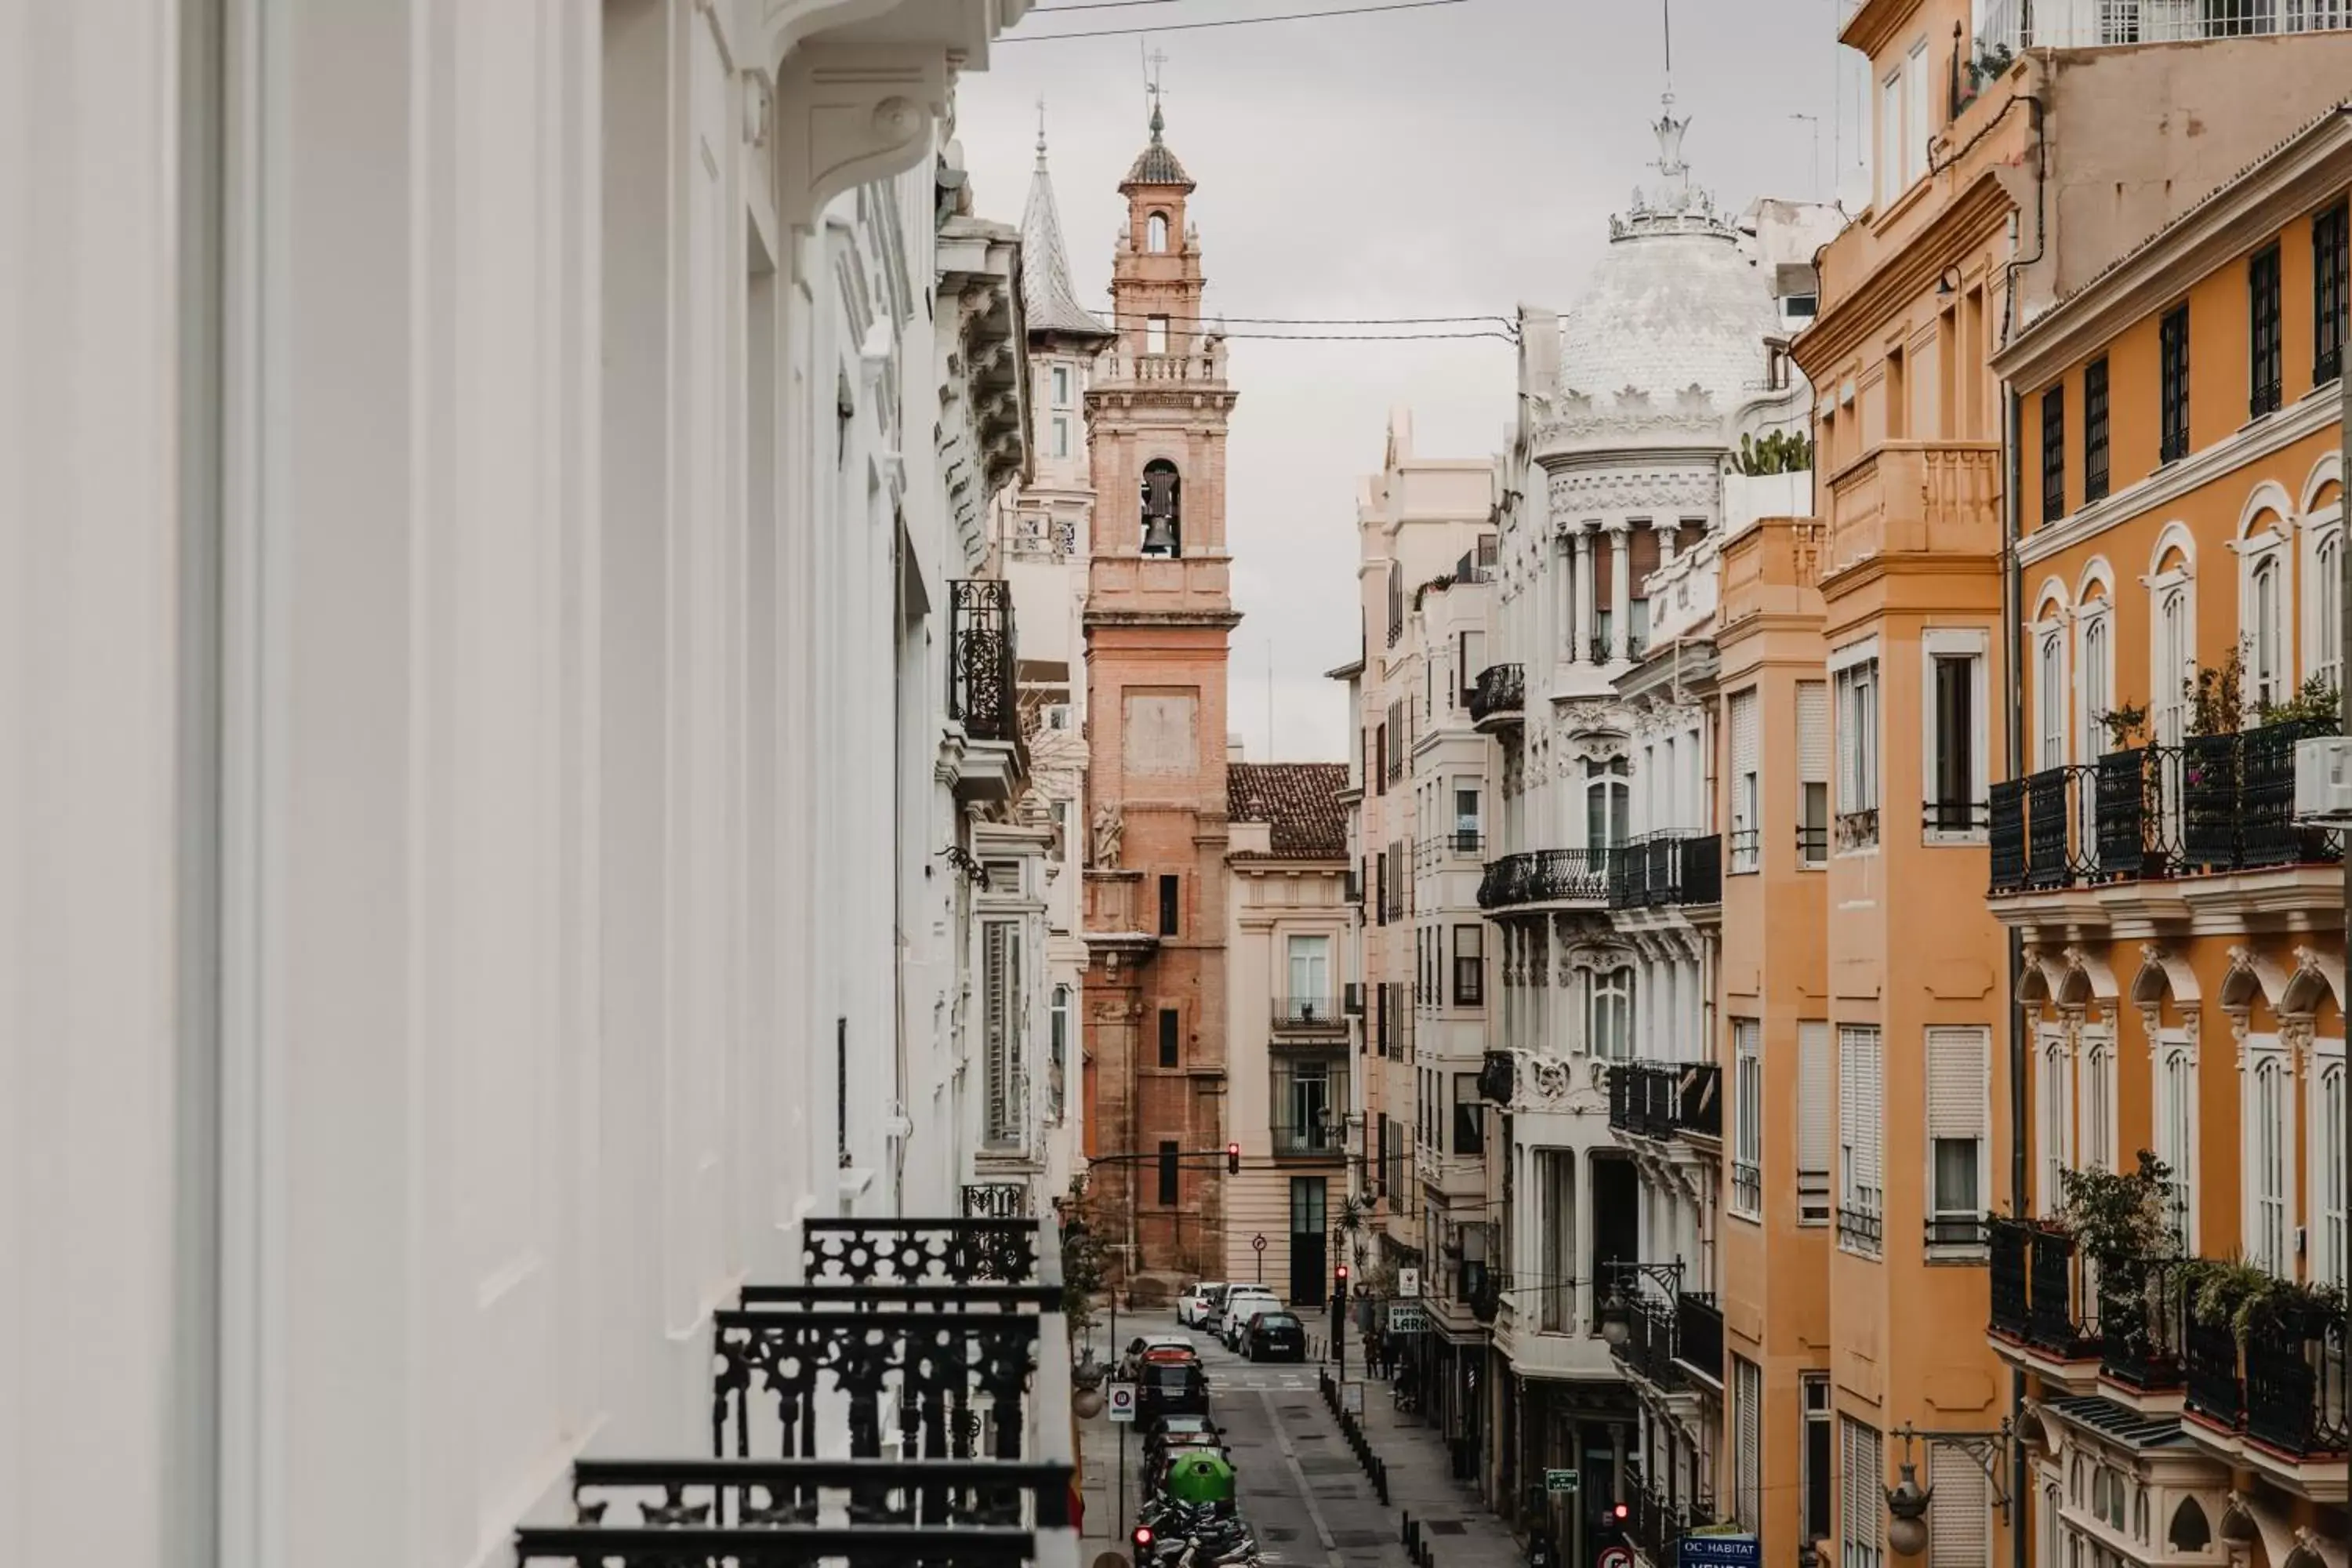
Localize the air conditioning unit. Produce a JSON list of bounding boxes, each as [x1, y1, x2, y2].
[[2292, 735, 2352, 825]]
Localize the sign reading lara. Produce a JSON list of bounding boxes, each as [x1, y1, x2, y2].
[[1677, 1533, 1760, 1568]]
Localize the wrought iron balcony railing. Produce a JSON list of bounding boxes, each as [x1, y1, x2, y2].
[[1606, 1062, 1722, 1142], [1468, 662, 1525, 724], [517, 1215, 1077, 1568], [1622, 1461, 1711, 1565], [1272, 995, 1345, 1031], [1989, 720, 2342, 895], [2096, 1254, 2184, 1393], [1675, 1292, 1725, 1386], [949, 580, 1022, 750], [2026, 1225, 2103, 1361], [2183, 1283, 2349, 1462], [961, 1181, 1032, 1219], [1988, 1216, 2033, 1339], [1608, 832, 1723, 909], [1476, 848, 1613, 909]]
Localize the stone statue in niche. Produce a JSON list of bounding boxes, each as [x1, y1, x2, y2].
[[1091, 804, 1124, 868]]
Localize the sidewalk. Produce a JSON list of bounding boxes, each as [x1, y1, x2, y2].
[[1338, 1353, 1528, 1568]]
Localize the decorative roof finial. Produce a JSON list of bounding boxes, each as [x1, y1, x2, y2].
[[1035, 96, 1049, 166], [1145, 43, 1169, 142]]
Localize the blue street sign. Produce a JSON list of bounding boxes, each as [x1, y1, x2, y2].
[[1678, 1534, 1761, 1568]]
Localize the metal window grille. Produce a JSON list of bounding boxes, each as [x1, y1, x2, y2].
[[2160, 305, 2191, 463], [2082, 358, 2111, 503], [2040, 386, 2066, 524], [2250, 243, 2284, 417], [2316, 201, 2348, 386]]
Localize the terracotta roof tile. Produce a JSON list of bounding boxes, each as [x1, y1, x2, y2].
[[1228, 763, 1350, 860]]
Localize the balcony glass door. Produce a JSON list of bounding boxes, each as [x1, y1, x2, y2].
[[1287, 935, 1331, 1022]]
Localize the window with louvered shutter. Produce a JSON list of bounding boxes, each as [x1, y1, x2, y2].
[[1730, 691, 1760, 872], [1798, 681, 1829, 865], [1840, 1025, 1883, 1255], [1798, 1021, 1831, 1223], [1926, 1027, 1989, 1247], [1629, 524, 1662, 585], [983, 921, 1021, 1145], [1734, 1356, 1762, 1533], [1841, 1417, 1884, 1568], [1926, 1445, 1990, 1568]]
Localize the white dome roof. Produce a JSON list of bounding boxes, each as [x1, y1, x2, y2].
[[1556, 226, 1778, 416]]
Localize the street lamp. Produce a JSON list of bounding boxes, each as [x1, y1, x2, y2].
[[1883, 1423, 2013, 1558], [1598, 1283, 1634, 1348]]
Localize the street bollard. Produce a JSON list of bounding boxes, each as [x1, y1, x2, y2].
[[1399, 1512, 1410, 1544]]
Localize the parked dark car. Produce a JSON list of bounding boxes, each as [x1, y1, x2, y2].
[[1239, 1310, 1305, 1362], [1137, 1359, 1210, 1421]]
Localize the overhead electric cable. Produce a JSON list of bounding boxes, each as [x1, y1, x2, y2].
[[1004, 0, 1468, 42]]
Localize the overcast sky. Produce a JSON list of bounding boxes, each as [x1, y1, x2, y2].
[[957, 0, 1867, 762]]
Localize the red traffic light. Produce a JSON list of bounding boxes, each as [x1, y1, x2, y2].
[[1225, 1142, 1241, 1174], [1611, 1503, 1630, 1521], [1133, 1524, 1155, 1547], [1335, 1264, 1349, 1280]]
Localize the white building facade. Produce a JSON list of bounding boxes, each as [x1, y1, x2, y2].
[[4, 3, 1044, 1565], [1481, 106, 1836, 1559]]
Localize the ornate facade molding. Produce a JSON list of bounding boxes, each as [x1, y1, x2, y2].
[[1545, 463, 1721, 525]]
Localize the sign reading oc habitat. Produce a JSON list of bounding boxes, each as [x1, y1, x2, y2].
[[1677, 1534, 1760, 1568]]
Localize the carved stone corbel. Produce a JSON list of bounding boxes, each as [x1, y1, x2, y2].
[[775, 43, 949, 235]]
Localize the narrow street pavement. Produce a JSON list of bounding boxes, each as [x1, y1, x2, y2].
[[1081, 1308, 1527, 1568]]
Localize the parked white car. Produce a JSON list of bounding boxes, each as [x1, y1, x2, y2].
[[1178, 1282, 1225, 1328], [1218, 1289, 1279, 1348]]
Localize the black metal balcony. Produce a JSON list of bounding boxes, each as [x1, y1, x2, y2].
[[1476, 848, 1613, 909], [1273, 995, 1345, 1032], [2096, 1254, 2184, 1393], [949, 580, 1022, 749], [1622, 1462, 1710, 1564], [1989, 720, 2342, 895], [517, 1215, 1076, 1567], [961, 1181, 1032, 1219], [2026, 1226, 2101, 1362], [1987, 1217, 2033, 1340], [1675, 1292, 1725, 1386], [2244, 1308, 2348, 1460], [1608, 833, 1723, 909], [2183, 1292, 2245, 1430], [1606, 1062, 1722, 1142], [1468, 662, 1525, 726]]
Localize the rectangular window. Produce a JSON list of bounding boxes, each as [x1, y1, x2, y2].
[[1730, 688, 1761, 873], [1287, 934, 1332, 1020], [1926, 641, 1984, 839], [1733, 1019, 1763, 1218], [2246, 1050, 2294, 1276], [1733, 1356, 1763, 1533], [2318, 200, 2349, 387], [1051, 364, 1072, 407], [2152, 1039, 2198, 1249], [1802, 1376, 1833, 1546], [1156, 1007, 1181, 1069], [1798, 681, 1829, 866], [1453, 1073, 1485, 1156], [1926, 1026, 1990, 1252], [982, 920, 1023, 1147], [1158, 1140, 1180, 1206], [1374, 724, 1388, 798], [1145, 315, 1169, 355], [2249, 241, 2283, 418], [1904, 42, 1929, 187], [2160, 303, 2190, 463], [1454, 786, 1481, 853], [2082, 358, 2111, 504], [1159, 874, 1179, 936], [1878, 71, 1902, 206], [1838, 1024, 1884, 1257], [1051, 414, 1070, 459], [1834, 658, 1880, 850], [2314, 1051, 2347, 1293], [1798, 1021, 1832, 1224], [2039, 385, 2065, 525], [2035, 1026, 2072, 1218], [1841, 1417, 1885, 1568], [1453, 924, 1484, 1007]]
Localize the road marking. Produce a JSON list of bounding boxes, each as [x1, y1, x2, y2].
[[1261, 1391, 1345, 1568]]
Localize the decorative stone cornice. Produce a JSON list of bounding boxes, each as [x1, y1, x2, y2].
[[1546, 464, 1723, 524]]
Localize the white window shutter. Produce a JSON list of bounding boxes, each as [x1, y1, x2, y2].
[[1841, 1418, 1883, 1568], [1735, 1357, 1762, 1532], [1798, 681, 1829, 783], [1835, 671, 1858, 806], [1838, 1025, 1858, 1203], [1799, 1022, 1831, 1175], [1732, 690, 1759, 779], [1926, 1446, 1990, 1568], [1926, 1028, 1988, 1140], [1862, 1030, 1884, 1196]]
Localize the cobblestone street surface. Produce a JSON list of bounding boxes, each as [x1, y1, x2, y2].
[[1081, 1308, 1528, 1568]]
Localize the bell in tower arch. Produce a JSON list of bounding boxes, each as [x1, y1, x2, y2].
[[1140, 459, 1182, 557]]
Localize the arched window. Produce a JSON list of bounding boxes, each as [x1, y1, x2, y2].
[[1147, 211, 1170, 252], [2154, 584, 2190, 746], [1139, 459, 1181, 557], [2038, 629, 2067, 768], [1584, 757, 1629, 859], [2250, 1054, 2290, 1274], [2078, 612, 2110, 758], [2167, 1497, 2212, 1554], [1588, 967, 1635, 1062], [2315, 529, 2343, 691], [2251, 554, 2284, 709]]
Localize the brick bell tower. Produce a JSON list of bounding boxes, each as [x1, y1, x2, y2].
[[1080, 94, 1240, 1298]]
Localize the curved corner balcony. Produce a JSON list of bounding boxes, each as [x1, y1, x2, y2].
[[1468, 662, 1525, 732], [1476, 848, 1612, 910]]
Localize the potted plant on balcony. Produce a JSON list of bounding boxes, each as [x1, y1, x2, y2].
[[2176, 1257, 2347, 1346], [2055, 1150, 2177, 1262], [2095, 702, 2148, 752]]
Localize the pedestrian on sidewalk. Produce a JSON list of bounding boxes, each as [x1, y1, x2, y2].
[[1365, 1323, 1385, 1380]]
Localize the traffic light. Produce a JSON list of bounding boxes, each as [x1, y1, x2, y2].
[[1225, 1142, 1241, 1174], [1133, 1523, 1155, 1551], [1333, 1263, 1350, 1310]]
